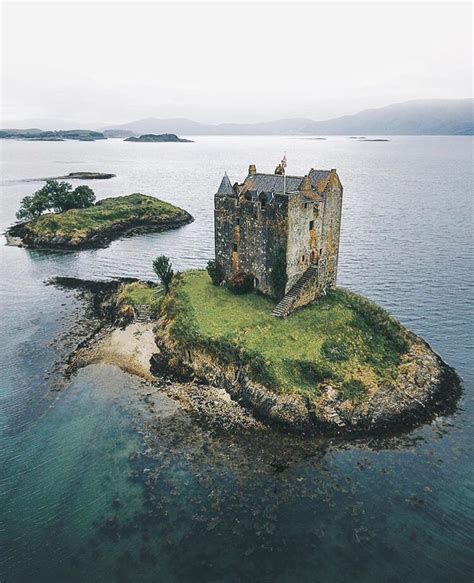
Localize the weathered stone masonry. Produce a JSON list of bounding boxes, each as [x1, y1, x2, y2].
[[214, 164, 343, 315]]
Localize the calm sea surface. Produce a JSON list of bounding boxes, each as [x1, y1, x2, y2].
[[0, 136, 472, 582]]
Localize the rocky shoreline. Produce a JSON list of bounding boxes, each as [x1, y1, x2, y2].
[[6, 213, 193, 250], [154, 300, 462, 439], [56, 278, 462, 439]]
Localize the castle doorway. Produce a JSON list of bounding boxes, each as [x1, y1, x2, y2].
[[310, 250, 317, 263]]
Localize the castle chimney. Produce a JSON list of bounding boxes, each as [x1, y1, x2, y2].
[[248, 164, 256, 175]]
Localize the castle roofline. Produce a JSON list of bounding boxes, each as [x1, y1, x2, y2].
[[240, 169, 336, 196]]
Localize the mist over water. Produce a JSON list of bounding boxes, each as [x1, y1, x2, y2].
[[0, 136, 472, 582]]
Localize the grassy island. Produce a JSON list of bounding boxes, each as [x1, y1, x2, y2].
[[124, 133, 193, 143], [8, 193, 193, 249], [155, 270, 459, 435]]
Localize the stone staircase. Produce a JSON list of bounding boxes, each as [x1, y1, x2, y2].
[[272, 265, 318, 318], [134, 304, 152, 323]]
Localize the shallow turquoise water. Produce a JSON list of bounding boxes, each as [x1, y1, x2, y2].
[[0, 136, 472, 582]]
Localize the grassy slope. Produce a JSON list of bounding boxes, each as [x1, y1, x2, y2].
[[28, 194, 187, 238], [167, 270, 410, 400], [117, 281, 163, 314]]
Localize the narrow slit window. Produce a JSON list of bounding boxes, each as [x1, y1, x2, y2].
[[309, 220, 314, 230], [233, 243, 238, 252]]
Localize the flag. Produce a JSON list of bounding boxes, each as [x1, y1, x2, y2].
[[281, 154, 287, 169]]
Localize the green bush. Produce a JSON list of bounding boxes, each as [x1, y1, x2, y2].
[[227, 272, 254, 295], [206, 259, 225, 286], [341, 379, 367, 402]]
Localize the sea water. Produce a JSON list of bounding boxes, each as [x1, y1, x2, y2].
[[0, 136, 472, 582]]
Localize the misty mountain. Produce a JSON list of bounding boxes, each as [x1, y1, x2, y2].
[[102, 100, 472, 136], [103, 117, 316, 135], [5, 99, 472, 137], [103, 118, 213, 135], [302, 99, 473, 135]]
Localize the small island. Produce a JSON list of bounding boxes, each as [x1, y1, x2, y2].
[[57, 172, 116, 180], [6, 180, 193, 249], [124, 133, 194, 143], [61, 162, 461, 438], [0, 129, 107, 141]]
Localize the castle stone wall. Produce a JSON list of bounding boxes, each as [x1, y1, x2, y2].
[[214, 168, 343, 310]]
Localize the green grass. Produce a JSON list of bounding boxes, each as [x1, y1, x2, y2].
[[161, 270, 411, 401], [28, 193, 187, 239], [117, 281, 163, 318]]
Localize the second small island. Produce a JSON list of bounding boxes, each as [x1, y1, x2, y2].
[[6, 180, 193, 249]]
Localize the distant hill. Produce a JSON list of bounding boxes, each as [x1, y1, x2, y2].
[[105, 118, 211, 135], [4, 99, 472, 138], [302, 99, 474, 135], [103, 99, 473, 136], [103, 129, 136, 138], [103, 117, 315, 136]]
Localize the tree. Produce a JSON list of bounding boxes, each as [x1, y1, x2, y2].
[[16, 194, 47, 220], [15, 180, 96, 221], [71, 185, 96, 209], [45, 180, 74, 213], [206, 259, 225, 286], [153, 255, 174, 293]]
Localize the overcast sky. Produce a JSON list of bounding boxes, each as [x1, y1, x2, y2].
[[1, 1, 472, 128]]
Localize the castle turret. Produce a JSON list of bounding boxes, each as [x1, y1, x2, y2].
[[216, 172, 235, 197]]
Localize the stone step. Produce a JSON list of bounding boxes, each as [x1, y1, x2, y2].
[[272, 265, 318, 318]]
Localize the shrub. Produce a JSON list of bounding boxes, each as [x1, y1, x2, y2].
[[227, 272, 254, 295], [153, 255, 174, 293], [206, 259, 225, 286], [270, 247, 288, 300], [321, 338, 349, 362], [341, 379, 367, 402]]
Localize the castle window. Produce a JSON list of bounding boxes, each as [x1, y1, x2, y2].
[[302, 255, 306, 262], [261, 200, 266, 209], [309, 220, 314, 231], [304, 203, 308, 209], [233, 243, 238, 252], [236, 218, 240, 226]]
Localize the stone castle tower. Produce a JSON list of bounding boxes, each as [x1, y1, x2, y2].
[[214, 163, 343, 316]]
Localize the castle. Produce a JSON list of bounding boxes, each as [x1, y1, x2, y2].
[[214, 162, 343, 317]]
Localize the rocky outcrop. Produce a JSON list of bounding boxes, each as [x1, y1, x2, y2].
[[154, 316, 461, 437]]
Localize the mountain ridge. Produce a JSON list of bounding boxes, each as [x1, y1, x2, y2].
[[3, 99, 472, 136], [102, 99, 473, 136]]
